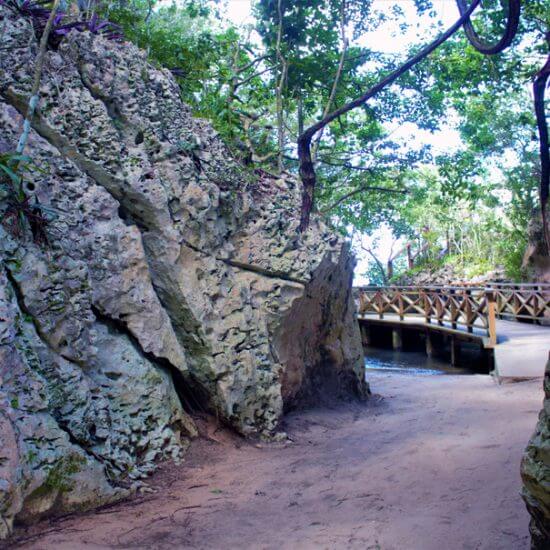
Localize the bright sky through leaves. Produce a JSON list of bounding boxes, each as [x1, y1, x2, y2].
[[222, 0, 465, 283]]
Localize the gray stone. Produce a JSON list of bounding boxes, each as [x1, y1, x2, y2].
[[0, 4, 367, 537], [522, 356, 550, 549]]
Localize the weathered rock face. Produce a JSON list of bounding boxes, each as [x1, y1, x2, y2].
[[0, 6, 367, 537], [522, 355, 550, 549]]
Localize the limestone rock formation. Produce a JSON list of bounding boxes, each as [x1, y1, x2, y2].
[[0, 5, 367, 537], [522, 355, 550, 549]]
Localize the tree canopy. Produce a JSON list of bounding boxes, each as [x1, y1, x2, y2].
[[5, 0, 550, 281]]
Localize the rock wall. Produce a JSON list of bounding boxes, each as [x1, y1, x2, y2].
[[521, 355, 550, 549], [0, 5, 367, 538]]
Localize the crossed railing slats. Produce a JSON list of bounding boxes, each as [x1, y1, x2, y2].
[[356, 284, 550, 347], [489, 283, 550, 321]]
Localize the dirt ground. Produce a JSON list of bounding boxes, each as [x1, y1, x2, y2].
[[8, 372, 544, 550]]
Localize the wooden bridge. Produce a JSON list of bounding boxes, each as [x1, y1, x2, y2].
[[355, 284, 550, 378]]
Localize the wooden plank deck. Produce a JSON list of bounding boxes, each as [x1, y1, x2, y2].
[[358, 313, 550, 378]]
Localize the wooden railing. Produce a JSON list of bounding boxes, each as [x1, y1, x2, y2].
[[355, 284, 550, 347], [487, 283, 550, 322]]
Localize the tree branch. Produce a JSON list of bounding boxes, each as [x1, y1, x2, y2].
[[311, 0, 348, 161], [297, 0, 483, 232], [533, 32, 550, 251], [275, 0, 288, 173], [236, 54, 271, 74], [16, 0, 62, 156], [234, 66, 275, 91], [361, 244, 388, 285], [316, 158, 377, 172], [238, 113, 278, 163], [321, 185, 407, 213]]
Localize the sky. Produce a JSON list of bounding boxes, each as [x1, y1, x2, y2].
[[220, 0, 467, 284]]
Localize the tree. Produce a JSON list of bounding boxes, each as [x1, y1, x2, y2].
[[93, 0, 547, 268], [295, 0, 525, 230]]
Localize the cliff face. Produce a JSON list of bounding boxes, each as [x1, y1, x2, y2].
[[522, 356, 550, 549], [0, 6, 367, 538]]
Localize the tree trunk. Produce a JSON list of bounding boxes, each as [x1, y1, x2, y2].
[[275, 0, 287, 173], [533, 34, 550, 253], [297, 95, 304, 137], [311, 0, 348, 162]]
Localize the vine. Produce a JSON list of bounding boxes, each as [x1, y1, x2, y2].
[[296, 0, 549, 238]]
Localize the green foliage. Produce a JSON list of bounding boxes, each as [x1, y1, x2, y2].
[[6, 1, 545, 280], [105, 1, 218, 96], [0, 151, 33, 231], [38, 454, 86, 495], [25, 449, 38, 465], [352, 0, 547, 284], [103, 1, 266, 148], [0, 151, 52, 240], [389, 255, 445, 285], [22, 453, 86, 502], [0, 152, 32, 195], [100, 1, 545, 265]]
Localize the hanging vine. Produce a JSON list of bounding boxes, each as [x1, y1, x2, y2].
[[297, 0, 550, 236]]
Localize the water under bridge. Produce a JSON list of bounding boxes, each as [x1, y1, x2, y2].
[[355, 283, 550, 379]]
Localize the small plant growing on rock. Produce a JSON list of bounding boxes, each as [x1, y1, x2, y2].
[[0, 151, 51, 243], [0, 0, 123, 48], [27, 454, 87, 500], [44, 454, 86, 492]]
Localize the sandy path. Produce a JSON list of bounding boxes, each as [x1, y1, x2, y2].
[[9, 373, 543, 550]]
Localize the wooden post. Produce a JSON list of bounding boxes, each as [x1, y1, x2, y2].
[[487, 291, 497, 347], [392, 327, 403, 351], [534, 284, 541, 323], [465, 288, 473, 333], [450, 336, 460, 367], [513, 285, 521, 318], [358, 289, 366, 317], [494, 285, 502, 318], [437, 293, 444, 326], [398, 289, 404, 321], [376, 290, 384, 320], [360, 323, 371, 348], [423, 290, 431, 324], [425, 330, 433, 358], [450, 288, 457, 330]]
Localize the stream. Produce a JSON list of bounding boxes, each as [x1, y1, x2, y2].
[[364, 347, 473, 375]]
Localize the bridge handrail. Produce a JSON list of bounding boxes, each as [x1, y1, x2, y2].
[[355, 284, 550, 346], [356, 284, 486, 291], [356, 283, 550, 290], [486, 283, 550, 322], [486, 282, 550, 288]]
